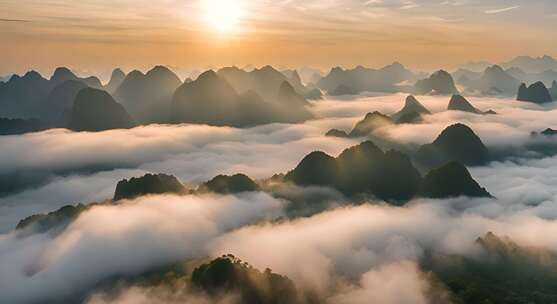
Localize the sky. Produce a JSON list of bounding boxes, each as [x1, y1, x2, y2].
[[0, 0, 556, 75]]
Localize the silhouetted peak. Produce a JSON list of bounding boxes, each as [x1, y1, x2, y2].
[[200, 173, 259, 194], [330, 66, 344, 73], [517, 81, 552, 104], [485, 65, 505, 74], [258, 65, 279, 74], [386, 61, 404, 69], [434, 123, 484, 146], [432, 70, 451, 77], [196, 70, 219, 82], [69, 88, 135, 131], [448, 94, 481, 113], [106, 68, 125, 89], [111, 68, 125, 78], [22, 70, 44, 81], [420, 161, 492, 198], [218, 66, 243, 73], [126, 70, 145, 80], [349, 111, 394, 137], [415, 70, 458, 95], [392, 95, 431, 121], [8, 74, 21, 82], [114, 173, 185, 200], [417, 123, 489, 167], [145, 65, 175, 78], [300, 151, 335, 164], [365, 111, 389, 120], [541, 128, 557, 136], [325, 129, 349, 138], [51, 67, 77, 82], [405, 95, 420, 106], [338, 140, 383, 160]]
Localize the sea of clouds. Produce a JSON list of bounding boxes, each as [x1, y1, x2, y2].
[[2, 94, 557, 303]]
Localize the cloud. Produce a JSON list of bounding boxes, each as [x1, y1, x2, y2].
[[0, 18, 31, 22], [0, 192, 285, 303], [485, 6, 521, 14], [4, 94, 557, 303], [3, 94, 557, 232]]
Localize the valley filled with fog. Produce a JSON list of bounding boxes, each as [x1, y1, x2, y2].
[[4, 86, 557, 303]]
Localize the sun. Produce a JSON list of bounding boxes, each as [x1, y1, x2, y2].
[[204, 0, 246, 33]]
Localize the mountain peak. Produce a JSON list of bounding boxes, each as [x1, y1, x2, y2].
[[517, 81, 552, 104], [417, 123, 489, 167], [420, 161, 492, 198], [392, 95, 431, 121], [448, 95, 482, 114], [51, 67, 77, 81]]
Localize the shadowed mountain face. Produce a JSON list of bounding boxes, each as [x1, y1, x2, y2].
[[447, 94, 483, 114], [199, 174, 259, 194], [0, 71, 52, 119], [414, 70, 459, 95], [506, 67, 557, 88], [171, 70, 312, 127], [193, 255, 304, 304], [349, 111, 394, 137], [114, 66, 182, 123], [325, 128, 349, 138], [114, 173, 186, 200], [0, 118, 46, 135], [463, 65, 521, 96], [15, 204, 92, 234], [551, 81, 557, 101], [282, 69, 323, 100], [416, 123, 489, 167], [517, 81, 553, 104], [41, 80, 89, 125], [284, 140, 490, 203], [318, 62, 417, 94], [425, 232, 557, 304], [285, 141, 422, 202], [392, 95, 431, 121], [68, 88, 135, 132], [50, 67, 102, 89], [217, 65, 313, 102], [104, 68, 126, 94], [502, 55, 557, 73], [420, 162, 491, 198], [0, 67, 104, 121]]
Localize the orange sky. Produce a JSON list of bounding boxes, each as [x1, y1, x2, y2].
[[1, 0, 556, 75]]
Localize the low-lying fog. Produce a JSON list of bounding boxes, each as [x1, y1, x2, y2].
[[2, 94, 557, 303]]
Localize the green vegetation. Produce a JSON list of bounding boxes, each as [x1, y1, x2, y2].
[[425, 233, 557, 304], [420, 162, 492, 198], [192, 255, 303, 304], [114, 173, 186, 200], [199, 174, 260, 194]]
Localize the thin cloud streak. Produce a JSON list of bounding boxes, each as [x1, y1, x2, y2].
[[485, 5, 521, 14]]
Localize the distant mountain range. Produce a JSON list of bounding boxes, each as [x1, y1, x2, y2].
[[0, 65, 321, 134], [501, 55, 557, 73], [317, 62, 423, 95]]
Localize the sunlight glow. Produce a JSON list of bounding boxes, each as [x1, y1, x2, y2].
[[204, 0, 247, 33]]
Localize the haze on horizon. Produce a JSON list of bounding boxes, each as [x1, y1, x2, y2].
[[1, 0, 556, 75]]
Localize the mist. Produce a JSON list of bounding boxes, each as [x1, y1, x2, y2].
[[3, 94, 557, 303]]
